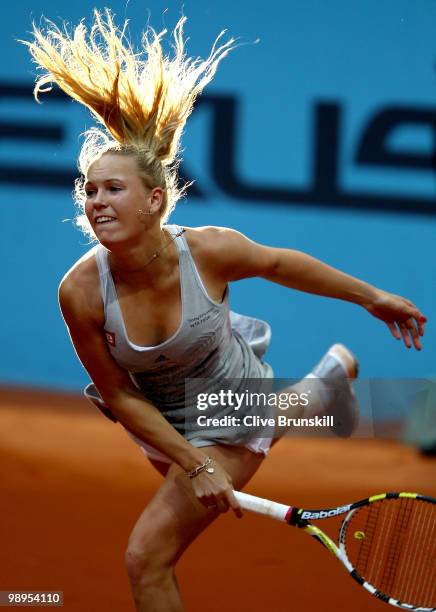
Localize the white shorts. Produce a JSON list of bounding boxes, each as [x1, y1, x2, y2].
[[124, 428, 272, 464]]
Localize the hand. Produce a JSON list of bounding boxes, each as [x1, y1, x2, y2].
[[190, 459, 243, 518], [363, 289, 427, 350]]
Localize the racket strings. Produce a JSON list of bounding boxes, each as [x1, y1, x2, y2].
[[403, 500, 436, 606], [376, 499, 413, 595], [353, 501, 381, 577], [391, 499, 436, 606], [344, 498, 436, 607]]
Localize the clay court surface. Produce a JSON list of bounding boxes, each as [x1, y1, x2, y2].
[[1, 387, 435, 612]]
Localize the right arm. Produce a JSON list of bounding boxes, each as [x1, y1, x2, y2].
[[58, 274, 241, 515]]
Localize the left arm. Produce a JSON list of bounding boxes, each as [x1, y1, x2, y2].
[[204, 227, 427, 350]]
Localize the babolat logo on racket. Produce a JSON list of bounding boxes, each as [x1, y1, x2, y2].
[[301, 505, 351, 519]]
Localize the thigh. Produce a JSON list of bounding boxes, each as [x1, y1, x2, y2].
[[128, 445, 265, 563]]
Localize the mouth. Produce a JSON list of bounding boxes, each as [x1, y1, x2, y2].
[[94, 216, 117, 225]]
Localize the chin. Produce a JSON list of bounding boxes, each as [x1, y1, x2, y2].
[[95, 227, 137, 249], [94, 227, 122, 245]]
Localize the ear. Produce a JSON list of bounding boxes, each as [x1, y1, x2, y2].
[[148, 186, 165, 214]]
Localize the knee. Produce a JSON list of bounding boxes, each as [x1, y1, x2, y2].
[[124, 548, 151, 585], [124, 531, 175, 586]]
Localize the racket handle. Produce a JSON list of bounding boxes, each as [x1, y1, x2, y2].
[[234, 491, 291, 522]]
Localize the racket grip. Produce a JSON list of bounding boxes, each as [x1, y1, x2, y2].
[[234, 491, 291, 522]]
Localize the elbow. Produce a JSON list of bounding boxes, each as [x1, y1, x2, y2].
[[107, 386, 156, 430], [103, 384, 141, 410], [261, 248, 282, 281]]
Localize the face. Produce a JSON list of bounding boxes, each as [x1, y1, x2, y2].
[[84, 154, 162, 244]]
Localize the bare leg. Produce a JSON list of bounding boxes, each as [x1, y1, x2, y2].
[[124, 445, 264, 612]]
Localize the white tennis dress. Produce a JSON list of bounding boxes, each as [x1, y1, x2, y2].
[[84, 225, 274, 462]]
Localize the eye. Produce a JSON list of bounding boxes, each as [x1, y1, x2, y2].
[[85, 189, 96, 197], [109, 186, 122, 192]]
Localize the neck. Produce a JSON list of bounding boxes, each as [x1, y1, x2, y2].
[[107, 225, 177, 284]]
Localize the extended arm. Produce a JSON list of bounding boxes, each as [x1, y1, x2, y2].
[[205, 227, 427, 350]]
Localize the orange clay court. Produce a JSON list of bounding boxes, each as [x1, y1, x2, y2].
[[1, 387, 435, 612]]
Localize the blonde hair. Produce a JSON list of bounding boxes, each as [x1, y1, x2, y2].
[[23, 10, 235, 238]]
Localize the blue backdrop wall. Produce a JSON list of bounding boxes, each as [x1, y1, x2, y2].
[[1, 0, 435, 395]]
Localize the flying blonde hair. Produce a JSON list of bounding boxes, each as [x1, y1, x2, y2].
[[23, 9, 235, 237]]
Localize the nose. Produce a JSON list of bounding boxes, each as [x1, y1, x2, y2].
[[92, 196, 109, 210]]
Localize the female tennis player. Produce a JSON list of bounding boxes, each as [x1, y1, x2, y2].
[[25, 11, 426, 611]]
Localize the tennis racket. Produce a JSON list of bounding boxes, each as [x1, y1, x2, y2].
[[234, 490, 436, 611]]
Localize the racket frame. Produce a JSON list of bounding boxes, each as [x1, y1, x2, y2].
[[234, 490, 436, 612]]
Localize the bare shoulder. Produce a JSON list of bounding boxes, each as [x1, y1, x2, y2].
[[183, 225, 277, 281], [184, 225, 247, 259], [58, 247, 104, 326]]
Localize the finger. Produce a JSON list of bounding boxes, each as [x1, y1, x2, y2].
[[398, 323, 411, 349], [215, 497, 230, 514], [417, 314, 427, 337], [410, 308, 427, 336], [406, 319, 422, 351], [387, 322, 401, 341], [202, 495, 217, 510], [226, 489, 243, 519]]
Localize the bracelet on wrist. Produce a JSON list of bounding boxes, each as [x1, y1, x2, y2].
[[186, 457, 215, 479]]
